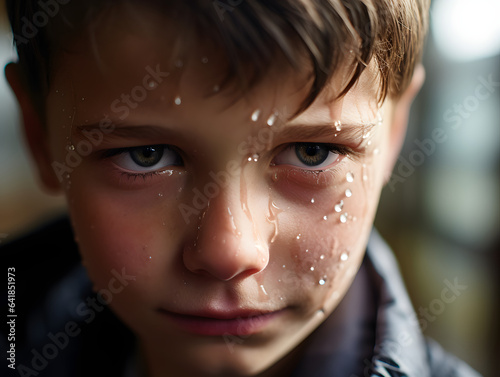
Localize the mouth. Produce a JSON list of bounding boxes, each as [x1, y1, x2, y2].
[[157, 308, 287, 336]]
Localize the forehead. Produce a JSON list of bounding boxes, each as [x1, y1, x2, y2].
[[49, 3, 383, 132]]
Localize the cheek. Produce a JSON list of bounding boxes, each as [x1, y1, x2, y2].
[[268, 155, 384, 312], [63, 169, 186, 298]]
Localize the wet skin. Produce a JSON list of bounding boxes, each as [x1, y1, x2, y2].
[[7, 5, 423, 377]]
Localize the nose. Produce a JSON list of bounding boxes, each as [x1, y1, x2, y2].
[[183, 189, 269, 281]]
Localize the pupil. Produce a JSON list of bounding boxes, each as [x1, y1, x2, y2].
[[296, 143, 329, 166], [305, 146, 320, 156], [131, 146, 163, 167]]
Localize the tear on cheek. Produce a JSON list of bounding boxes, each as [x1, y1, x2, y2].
[[287, 237, 349, 289]]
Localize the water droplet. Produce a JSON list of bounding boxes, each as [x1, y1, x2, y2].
[[267, 112, 278, 126], [67, 144, 75, 151], [362, 164, 368, 181], [282, 264, 286, 268], [323, 215, 328, 221], [334, 200, 344, 213], [374, 148, 380, 155], [377, 111, 383, 126], [340, 252, 349, 261], [320, 254, 325, 260], [148, 81, 158, 89], [310, 266, 315, 271], [148, 256, 152, 260], [251, 109, 261, 122], [174, 96, 182, 105], [334, 120, 342, 132], [310, 198, 315, 204], [252, 153, 259, 162], [296, 234, 301, 240], [340, 213, 348, 223], [319, 278, 326, 285], [345, 189, 352, 198], [158, 193, 163, 197], [266, 199, 282, 244], [201, 56, 209, 64], [305, 249, 309, 253], [272, 173, 279, 182], [346, 172, 354, 183], [260, 284, 268, 295], [81, 97, 85, 101]]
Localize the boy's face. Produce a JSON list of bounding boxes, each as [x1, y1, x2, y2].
[[13, 6, 414, 377]]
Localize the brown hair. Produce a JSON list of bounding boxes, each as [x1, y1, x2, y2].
[[6, 0, 429, 117]]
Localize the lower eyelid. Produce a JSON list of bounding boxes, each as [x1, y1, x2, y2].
[[104, 165, 183, 188], [271, 166, 340, 191]]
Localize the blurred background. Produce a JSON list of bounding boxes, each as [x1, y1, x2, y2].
[[0, 1, 498, 375]]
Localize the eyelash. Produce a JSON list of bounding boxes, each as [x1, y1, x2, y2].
[[274, 143, 355, 169], [100, 146, 180, 182], [100, 142, 355, 183]]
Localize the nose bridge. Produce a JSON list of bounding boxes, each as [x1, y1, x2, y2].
[[183, 178, 269, 281]]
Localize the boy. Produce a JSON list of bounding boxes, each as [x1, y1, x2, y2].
[[1, 0, 482, 376]]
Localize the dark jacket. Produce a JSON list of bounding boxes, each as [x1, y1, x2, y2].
[[0, 217, 482, 377]]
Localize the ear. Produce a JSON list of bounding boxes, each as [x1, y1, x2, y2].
[[5, 63, 61, 193], [383, 64, 425, 183]]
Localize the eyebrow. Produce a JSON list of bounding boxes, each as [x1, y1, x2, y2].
[[74, 123, 176, 142], [275, 122, 376, 143], [74, 121, 376, 146]]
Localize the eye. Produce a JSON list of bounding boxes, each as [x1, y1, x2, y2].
[[106, 145, 182, 172], [273, 143, 341, 170]]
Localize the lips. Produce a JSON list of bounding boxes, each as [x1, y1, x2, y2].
[[158, 308, 285, 336]]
